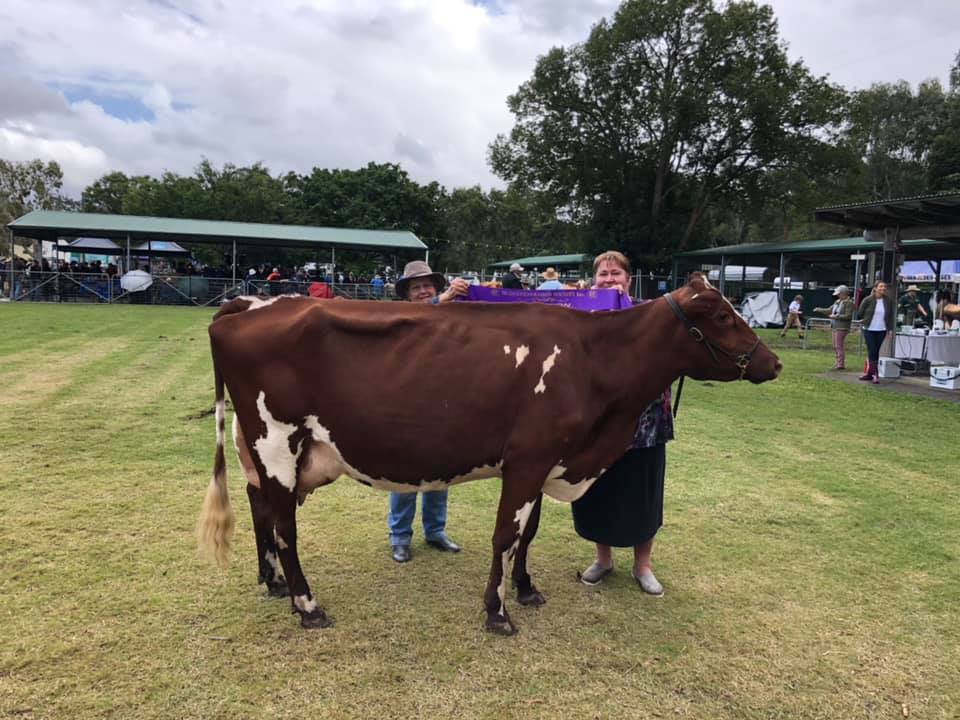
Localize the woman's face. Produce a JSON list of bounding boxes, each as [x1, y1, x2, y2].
[[594, 260, 630, 292], [874, 282, 887, 298]]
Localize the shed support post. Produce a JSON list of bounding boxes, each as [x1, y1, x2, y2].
[[231, 239, 237, 289], [718, 255, 727, 296], [740, 262, 746, 300], [331, 247, 335, 286], [7, 228, 14, 300], [777, 253, 785, 303], [126, 234, 131, 274], [671, 257, 679, 290]]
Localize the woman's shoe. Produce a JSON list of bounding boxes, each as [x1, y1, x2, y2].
[[632, 569, 664, 597], [578, 561, 613, 586], [872, 374, 880, 384], [859, 372, 872, 381]]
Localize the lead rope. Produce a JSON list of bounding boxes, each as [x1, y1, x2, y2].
[[673, 375, 685, 419]]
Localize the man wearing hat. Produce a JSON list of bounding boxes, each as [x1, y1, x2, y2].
[[814, 285, 855, 370], [387, 260, 469, 563], [536, 267, 564, 290], [501, 262, 525, 289], [898, 284, 928, 327]]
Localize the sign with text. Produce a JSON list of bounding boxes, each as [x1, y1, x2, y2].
[[462, 286, 632, 311]]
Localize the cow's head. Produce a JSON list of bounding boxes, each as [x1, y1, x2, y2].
[[666, 273, 781, 383]]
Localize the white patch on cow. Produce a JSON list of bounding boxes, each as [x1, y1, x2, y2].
[[265, 550, 282, 576], [515, 344, 529, 368], [254, 391, 302, 492], [272, 528, 289, 550], [215, 398, 225, 448], [497, 539, 519, 618], [503, 345, 511, 355], [293, 594, 318, 613], [238, 295, 287, 311], [534, 345, 562, 394], [541, 462, 602, 502], [514, 500, 535, 535]]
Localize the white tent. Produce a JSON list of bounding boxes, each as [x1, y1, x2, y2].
[[740, 291, 783, 328]]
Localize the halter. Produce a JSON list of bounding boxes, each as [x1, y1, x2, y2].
[[663, 291, 761, 381]]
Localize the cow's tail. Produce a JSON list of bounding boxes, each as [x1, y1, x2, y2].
[[198, 363, 235, 568]]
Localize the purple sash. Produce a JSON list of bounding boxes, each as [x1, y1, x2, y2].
[[463, 286, 632, 311]]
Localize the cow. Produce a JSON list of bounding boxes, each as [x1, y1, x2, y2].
[[198, 273, 781, 635]]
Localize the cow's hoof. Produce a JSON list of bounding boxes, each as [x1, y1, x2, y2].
[[485, 615, 517, 636], [517, 589, 546, 607], [266, 582, 289, 599], [300, 610, 334, 629]]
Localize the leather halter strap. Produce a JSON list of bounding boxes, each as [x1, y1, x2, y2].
[[664, 291, 761, 381]]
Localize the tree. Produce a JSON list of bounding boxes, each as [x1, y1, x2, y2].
[[0, 158, 67, 225], [81, 171, 133, 214], [844, 79, 948, 199], [490, 0, 845, 265], [928, 51, 960, 192]]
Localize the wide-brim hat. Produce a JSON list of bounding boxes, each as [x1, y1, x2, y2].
[[541, 267, 559, 280], [832, 284, 850, 296], [905, 284, 920, 292], [395, 259, 447, 298]]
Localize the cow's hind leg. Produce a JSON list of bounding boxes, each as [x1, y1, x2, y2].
[[246, 483, 288, 598], [484, 477, 543, 636], [512, 493, 545, 607], [271, 494, 333, 629], [236, 418, 287, 598]]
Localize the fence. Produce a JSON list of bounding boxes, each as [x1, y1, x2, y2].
[[0, 271, 399, 306]]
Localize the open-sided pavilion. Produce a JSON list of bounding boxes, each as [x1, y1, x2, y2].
[[6, 210, 427, 304], [673, 235, 959, 301]]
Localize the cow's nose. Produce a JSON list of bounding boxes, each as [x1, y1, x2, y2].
[[774, 359, 783, 377]]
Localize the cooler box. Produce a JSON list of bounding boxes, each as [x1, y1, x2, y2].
[[929, 366, 960, 390], [878, 358, 901, 379]]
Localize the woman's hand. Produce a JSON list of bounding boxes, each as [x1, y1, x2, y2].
[[438, 278, 470, 303]]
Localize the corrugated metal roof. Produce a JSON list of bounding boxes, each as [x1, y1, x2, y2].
[[813, 192, 960, 234], [675, 236, 954, 259], [8, 210, 426, 251], [488, 253, 591, 268]]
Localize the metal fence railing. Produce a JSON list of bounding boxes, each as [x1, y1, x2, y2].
[[0, 272, 400, 306]]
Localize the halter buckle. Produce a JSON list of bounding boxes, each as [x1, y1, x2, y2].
[[688, 327, 704, 342]]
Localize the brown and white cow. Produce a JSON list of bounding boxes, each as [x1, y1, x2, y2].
[[198, 273, 781, 634]]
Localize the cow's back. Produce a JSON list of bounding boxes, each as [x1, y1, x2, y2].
[[210, 297, 595, 485]]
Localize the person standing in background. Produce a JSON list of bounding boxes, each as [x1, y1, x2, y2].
[[857, 282, 895, 384], [814, 285, 854, 370]]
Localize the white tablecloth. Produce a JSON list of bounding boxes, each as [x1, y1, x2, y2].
[[927, 335, 960, 365], [895, 334, 926, 360]]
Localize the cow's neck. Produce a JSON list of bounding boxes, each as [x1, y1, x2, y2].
[[594, 298, 690, 410]]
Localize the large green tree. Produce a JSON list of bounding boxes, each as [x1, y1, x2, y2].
[[490, 0, 845, 266], [1, 158, 67, 225], [928, 51, 960, 192], [844, 79, 948, 199]]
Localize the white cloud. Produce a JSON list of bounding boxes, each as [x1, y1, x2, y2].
[[1, 0, 958, 199]]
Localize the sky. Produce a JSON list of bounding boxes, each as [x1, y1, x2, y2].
[[2, 0, 958, 198]]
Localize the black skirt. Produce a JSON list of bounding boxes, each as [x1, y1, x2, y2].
[[571, 445, 665, 547]]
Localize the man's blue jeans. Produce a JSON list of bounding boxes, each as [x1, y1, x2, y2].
[[388, 490, 448, 547]]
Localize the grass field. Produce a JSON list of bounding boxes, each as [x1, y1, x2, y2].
[[1, 303, 958, 720]]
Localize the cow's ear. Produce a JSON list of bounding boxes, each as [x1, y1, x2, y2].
[[687, 272, 711, 291]]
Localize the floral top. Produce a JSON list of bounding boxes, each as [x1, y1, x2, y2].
[[631, 391, 674, 449]]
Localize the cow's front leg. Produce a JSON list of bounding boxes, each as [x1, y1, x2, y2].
[[246, 483, 288, 597], [512, 493, 545, 607], [484, 478, 543, 635], [271, 495, 333, 629]]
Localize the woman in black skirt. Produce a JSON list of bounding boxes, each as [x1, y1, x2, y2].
[[572, 251, 675, 596]]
